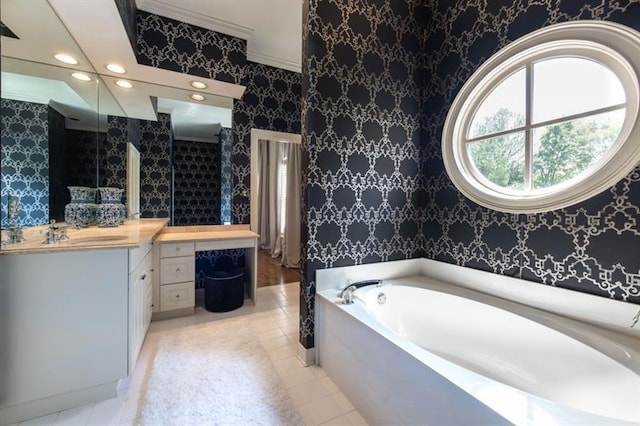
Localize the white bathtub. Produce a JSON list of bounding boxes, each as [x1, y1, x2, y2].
[[315, 260, 640, 426]]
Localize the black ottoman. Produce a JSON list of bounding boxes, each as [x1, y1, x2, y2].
[[204, 268, 245, 312]]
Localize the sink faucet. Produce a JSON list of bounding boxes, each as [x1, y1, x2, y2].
[[42, 220, 69, 244], [339, 279, 383, 304]]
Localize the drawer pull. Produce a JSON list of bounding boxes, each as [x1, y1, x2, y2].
[[176, 247, 181, 252], [141, 274, 147, 280], [176, 268, 181, 273], [175, 294, 180, 298]]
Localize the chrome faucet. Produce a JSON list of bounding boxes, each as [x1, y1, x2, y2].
[[42, 220, 69, 244], [338, 279, 383, 304], [631, 309, 640, 329]]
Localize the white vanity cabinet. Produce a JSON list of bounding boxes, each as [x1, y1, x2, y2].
[[154, 242, 195, 317], [128, 241, 153, 374]]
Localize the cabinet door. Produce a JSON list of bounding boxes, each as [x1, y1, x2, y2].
[[129, 250, 152, 374]]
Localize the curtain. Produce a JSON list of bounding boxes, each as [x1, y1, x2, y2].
[[280, 142, 301, 268], [271, 142, 287, 257], [257, 139, 301, 269], [257, 140, 279, 252]]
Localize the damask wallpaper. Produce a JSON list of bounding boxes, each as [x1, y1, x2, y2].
[[232, 61, 302, 224], [136, 10, 247, 86], [301, 0, 427, 348], [48, 106, 67, 222], [103, 116, 128, 191], [140, 113, 172, 219], [173, 139, 221, 225], [220, 127, 233, 224], [0, 99, 49, 227], [421, 1, 640, 303]]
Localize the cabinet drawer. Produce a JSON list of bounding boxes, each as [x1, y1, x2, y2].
[[160, 242, 194, 258], [160, 282, 194, 311], [160, 256, 194, 284]]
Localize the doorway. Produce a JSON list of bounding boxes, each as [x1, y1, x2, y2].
[[250, 129, 301, 287]]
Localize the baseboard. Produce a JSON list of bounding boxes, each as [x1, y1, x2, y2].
[[296, 342, 316, 366], [0, 382, 117, 426]]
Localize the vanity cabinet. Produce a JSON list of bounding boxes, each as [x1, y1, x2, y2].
[[156, 242, 195, 316]]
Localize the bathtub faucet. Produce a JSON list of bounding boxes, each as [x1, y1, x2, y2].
[[631, 309, 640, 329], [339, 279, 383, 304]]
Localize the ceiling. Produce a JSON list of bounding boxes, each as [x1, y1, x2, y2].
[[2, 0, 302, 141]]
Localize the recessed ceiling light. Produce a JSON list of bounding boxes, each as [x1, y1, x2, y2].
[[116, 80, 133, 89], [54, 53, 78, 65], [190, 81, 207, 89], [106, 63, 126, 74], [71, 72, 91, 82], [190, 93, 205, 101]]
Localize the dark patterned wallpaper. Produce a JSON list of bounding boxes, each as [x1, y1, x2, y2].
[[173, 139, 221, 225], [66, 129, 100, 189], [136, 11, 247, 86], [103, 116, 128, 190], [220, 127, 233, 224], [48, 106, 67, 222], [114, 0, 138, 54], [232, 61, 302, 224], [140, 113, 172, 219], [0, 99, 49, 227], [421, 1, 640, 303], [301, 0, 427, 348]]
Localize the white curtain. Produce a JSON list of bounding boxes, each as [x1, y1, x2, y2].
[[257, 139, 301, 269], [281, 143, 301, 268], [258, 140, 279, 252]]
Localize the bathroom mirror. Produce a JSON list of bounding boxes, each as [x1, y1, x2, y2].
[[1, 0, 237, 231], [1, 59, 235, 229], [0, 58, 103, 228]]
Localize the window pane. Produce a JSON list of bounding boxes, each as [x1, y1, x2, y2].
[[532, 110, 624, 190], [469, 69, 526, 139], [533, 58, 625, 124], [467, 132, 525, 190]]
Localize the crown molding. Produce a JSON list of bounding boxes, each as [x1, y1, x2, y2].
[[137, 0, 254, 40], [247, 49, 301, 74]]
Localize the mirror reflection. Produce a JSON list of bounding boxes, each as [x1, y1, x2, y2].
[[1, 57, 234, 232]]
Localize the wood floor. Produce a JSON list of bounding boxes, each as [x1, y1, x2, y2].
[[257, 249, 300, 287]]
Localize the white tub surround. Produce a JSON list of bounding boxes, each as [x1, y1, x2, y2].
[[315, 259, 640, 426]]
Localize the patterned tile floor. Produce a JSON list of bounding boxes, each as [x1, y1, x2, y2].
[[13, 283, 366, 426]]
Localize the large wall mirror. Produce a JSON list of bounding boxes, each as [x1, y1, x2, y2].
[[1, 0, 237, 235]]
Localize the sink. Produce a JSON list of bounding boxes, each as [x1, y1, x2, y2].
[[69, 235, 129, 244]]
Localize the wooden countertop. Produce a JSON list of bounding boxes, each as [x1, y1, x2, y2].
[[153, 224, 259, 243], [0, 219, 167, 255]]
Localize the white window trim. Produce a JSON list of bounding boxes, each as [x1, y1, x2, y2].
[[442, 21, 640, 213]]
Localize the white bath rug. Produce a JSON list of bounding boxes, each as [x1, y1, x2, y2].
[[138, 318, 303, 425]]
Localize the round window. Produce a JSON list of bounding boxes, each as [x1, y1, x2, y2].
[[442, 21, 640, 213]]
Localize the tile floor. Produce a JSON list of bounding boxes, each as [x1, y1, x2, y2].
[[12, 283, 367, 426]]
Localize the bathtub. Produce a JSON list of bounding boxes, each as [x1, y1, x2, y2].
[[315, 259, 640, 426]]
